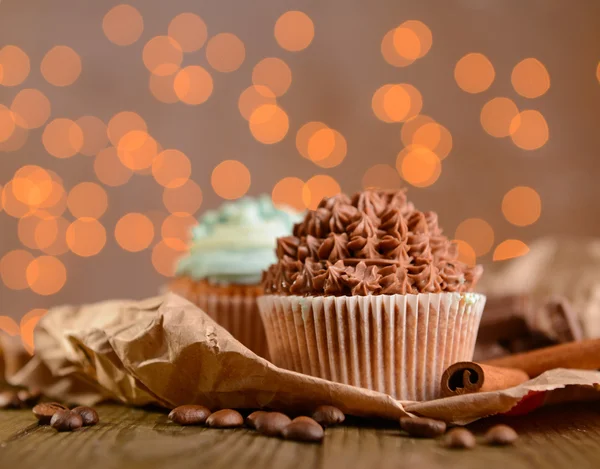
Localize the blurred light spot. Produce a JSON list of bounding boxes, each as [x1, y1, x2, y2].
[[0, 45, 30, 86], [163, 180, 203, 214], [39, 217, 69, 255], [509, 110, 548, 150], [296, 122, 327, 158], [41, 46, 81, 86], [67, 182, 108, 219], [103, 4, 143, 46], [11, 89, 51, 129], [480, 97, 519, 138], [162, 213, 197, 250], [274, 11, 314, 52], [76, 116, 108, 156], [454, 53, 495, 93], [272, 177, 306, 211], [455, 218, 494, 256], [453, 240, 476, 267], [381, 29, 414, 67], [168, 13, 207, 52], [115, 213, 154, 252], [401, 116, 435, 147], [0, 124, 28, 152], [0, 104, 16, 142], [33, 216, 58, 250], [0, 317, 19, 336], [396, 146, 441, 187], [1, 182, 34, 218], [149, 72, 178, 104], [238, 85, 276, 121], [252, 58, 292, 97], [502, 186, 541, 226], [362, 164, 402, 190], [302, 175, 341, 210], [206, 33, 245, 73], [26, 255, 66, 295], [143, 36, 183, 76], [42, 118, 83, 158], [372, 84, 421, 123], [152, 240, 186, 277], [107, 111, 147, 146], [152, 149, 191, 188], [212, 160, 251, 200], [117, 130, 158, 170], [396, 20, 432, 59], [18, 213, 46, 249], [12, 165, 53, 206], [20, 309, 47, 355], [0, 250, 34, 290], [249, 104, 289, 144], [39, 182, 67, 219], [410, 122, 452, 160], [66, 218, 106, 257], [511, 58, 550, 98], [174, 65, 213, 105], [94, 147, 133, 186], [311, 129, 347, 169], [493, 239, 529, 261], [307, 128, 335, 162]]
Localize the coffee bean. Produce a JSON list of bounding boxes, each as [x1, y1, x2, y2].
[[0, 391, 22, 409], [255, 412, 292, 437], [50, 409, 83, 432], [400, 417, 447, 438], [246, 410, 268, 429], [168, 405, 211, 426], [17, 388, 42, 407], [440, 428, 476, 449], [484, 424, 518, 446], [32, 402, 69, 424], [282, 419, 324, 443], [311, 405, 345, 427], [205, 409, 244, 428], [71, 406, 99, 426]]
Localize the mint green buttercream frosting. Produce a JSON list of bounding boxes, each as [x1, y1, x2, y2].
[[176, 195, 302, 285]]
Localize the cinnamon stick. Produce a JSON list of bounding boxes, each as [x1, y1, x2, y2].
[[440, 362, 529, 397], [484, 338, 600, 377]]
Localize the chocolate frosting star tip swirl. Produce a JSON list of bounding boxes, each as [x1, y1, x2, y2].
[[262, 189, 483, 296]]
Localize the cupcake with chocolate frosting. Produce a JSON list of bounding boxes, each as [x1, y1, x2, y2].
[[258, 189, 485, 401]]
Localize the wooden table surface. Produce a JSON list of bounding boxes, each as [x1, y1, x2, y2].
[[1, 402, 600, 469]]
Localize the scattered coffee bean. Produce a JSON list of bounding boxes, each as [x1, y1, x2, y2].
[[17, 388, 42, 407], [255, 412, 292, 437], [282, 419, 324, 443], [311, 405, 345, 427], [71, 406, 99, 426], [168, 405, 211, 426], [246, 410, 268, 429], [32, 402, 69, 424], [50, 409, 83, 432], [206, 409, 244, 428], [400, 417, 447, 438], [484, 424, 518, 446], [440, 428, 476, 449], [0, 391, 22, 409]]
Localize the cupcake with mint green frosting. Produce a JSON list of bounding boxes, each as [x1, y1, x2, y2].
[[170, 195, 301, 358]]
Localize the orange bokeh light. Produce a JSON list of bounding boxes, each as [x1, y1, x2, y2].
[[34, 216, 59, 250], [249, 104, 289, 144], [211, 160, 251, 200], [453, 240, 476, 267], [42, 118, 84, 158], [0, 45, 30, 86], [454, 53, 495, 93], [143, 36, 183, 76], [2, 181, 34, 218], [362, 164, 402, 190], [67, 182, 108, 219], [39, 217, 69, 256], [502, 186, 542, 226], [20, 309, 47, 355], [381, 29, 414, 67], [162, 213, 197, 250], [454, 218, 495, 256], [94, 147, 133, 186], [296, 122, 327, 159], [41, 46, 81, 86], [302, 175, 341, 210], [163, 180, 203, 215], [66, 218, 106, 257], [149, 72, 179, 104], [12, 165, 53, 206], [206, 33, 245, 73], [402, 116, 436, 147], [152, 240, 186, 277], [0, 124, 28, 152], [115, 213, 155, 252], [411, 122, 453, 160], [103, 4, 144, 46], [238, 85, 276, 121], [391, 20, 432, 62], [107, 111, 147, 147], [0, 105, 16, 142], [11, 89, 51, 129], [511, 58, 550, 99], [372, 84, 421, 123], [307, 127, 336, 162], [174, 65, 213, 105], [26, 255, 67, 295], [0, 250, 34, 290], [168, 13, 208, 52], [509, 110, 549, 150], [76, 116, 108, 156], [272, 177, 306, 211], [480, 97, 520, 138], [274, 11, 314, 52], [311, 129, 347, 169], [493, 240, 529, 262], [117, 130, 158, 170], [396, 146, 441, 187], [252, 58, 292, 97], [152, 149, 191, 188]]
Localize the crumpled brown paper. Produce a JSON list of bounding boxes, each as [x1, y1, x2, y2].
[[3, 293, 600, 425]]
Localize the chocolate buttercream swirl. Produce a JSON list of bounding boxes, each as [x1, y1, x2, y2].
[[263, 189, 483, 296]]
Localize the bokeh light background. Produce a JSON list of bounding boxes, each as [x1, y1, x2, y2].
[[1, 0, 600, 351]]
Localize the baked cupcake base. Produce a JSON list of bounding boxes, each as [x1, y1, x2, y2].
[[258, 292, 485, 401]]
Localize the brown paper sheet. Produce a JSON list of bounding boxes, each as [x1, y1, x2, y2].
[[3, 293, 600, 425]]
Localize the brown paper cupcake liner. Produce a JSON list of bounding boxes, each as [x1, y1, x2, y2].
[[257, 293, 486, 401]]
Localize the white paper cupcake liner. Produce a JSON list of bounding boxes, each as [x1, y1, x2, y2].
[[258, 292, 486, 401]]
